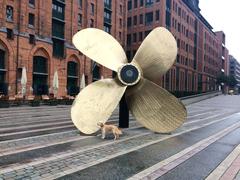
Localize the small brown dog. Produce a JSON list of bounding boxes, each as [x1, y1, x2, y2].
[[97, 122, 122, 140]]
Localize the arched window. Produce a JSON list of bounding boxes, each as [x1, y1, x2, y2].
[[92, 62, 100, 82], [0, 49, 7, 95], [32, 56, 48, 95], [67, 61, 79, 96]]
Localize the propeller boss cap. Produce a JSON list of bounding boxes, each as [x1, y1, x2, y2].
[[118, 63, 141, 86]]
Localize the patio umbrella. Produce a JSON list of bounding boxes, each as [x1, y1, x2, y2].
[[21, 67, 27, 96], [80, 74, 86, 90], [53, 70, 59, 97]]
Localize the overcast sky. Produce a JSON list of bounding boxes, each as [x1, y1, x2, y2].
[[199, 0, 240, 62]]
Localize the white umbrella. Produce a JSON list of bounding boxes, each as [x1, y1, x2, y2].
[[53, 70, 59, 97], [21, 67, 27, 96], [80, 74, 86, 89]]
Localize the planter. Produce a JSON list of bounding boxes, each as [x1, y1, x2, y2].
[[0, 100, 10, 108], [48, 99, 58, 106], [30, 100, 40, 107], [65, 99, 73, 105]]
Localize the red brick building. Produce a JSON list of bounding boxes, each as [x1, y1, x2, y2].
[[0, 0, 127, 97], [126, 0, 229, 95]]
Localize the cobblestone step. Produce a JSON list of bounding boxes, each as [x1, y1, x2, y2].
[[0, 121, 141, 153], [0, 125, 145, 168], [0, 112, 239, 179]]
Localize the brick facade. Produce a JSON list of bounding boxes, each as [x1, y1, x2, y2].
[[126, 0, 229, 94], [0, 0, 127, 97]]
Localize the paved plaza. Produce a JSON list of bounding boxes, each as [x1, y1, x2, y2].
[[0, 95, 240, 179]]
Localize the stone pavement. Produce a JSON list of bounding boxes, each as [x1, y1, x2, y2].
[[0, 95, 239, 179]]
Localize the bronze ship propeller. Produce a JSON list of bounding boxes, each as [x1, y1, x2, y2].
[[71, 27, 187, 134]]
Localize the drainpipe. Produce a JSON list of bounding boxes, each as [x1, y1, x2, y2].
[[15, 0, 21, 94]]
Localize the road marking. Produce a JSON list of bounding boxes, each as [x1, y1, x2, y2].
[[127, 122, 240, 180], [206, 144, 240, 180]]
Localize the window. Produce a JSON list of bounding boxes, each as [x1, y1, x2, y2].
[[33, 56, 48, 74], [127, 34, 131, 45], [90, 19, 94, 27], [176, 67, 179, 90], [79, 0, 82, 8], [165, 11, 171, 28], [166, 0, 171, 11], [145, 30, 151, 37], [134, 0, 138, 8], [91, 3, 94, 14], [133, 15, 137, 25], [176, 54, 180, 63], [53, 38, 65, 58], [177, 23, 180, 32], [127, 17, 132, 27], [119, 32, 122, 40], [52, 20, 64, 38], [140, 0, 144, 7], [28, 13, 35, 27], [104, 25, 111, 33], [52, 1, 65, 20], [6, 28, 14, 39], [139, 32, 143, 41], [128, 0, 132, 10], [67, 62, 78, 76], [29, 0, 35, 6], [145, 12, 153, 25], [145, 0, 154, 7], [120, 4, 123, 14], [78, 14, 82, 25], [104, 10, 111, 24], [119, 18, 122, 28], [104, 0, 111, 9], [155, 10, 160, 21], [133, 33, 137, 42], [0, 49, 6, 71], [67, 61, 79, 96], [126, 51, 131, 60], [29, 34, 36, 44], [6, 6, 13, 21], [178, 7, 181, 17], [177, 39, 180, 48], [139, 14, 143, 24]]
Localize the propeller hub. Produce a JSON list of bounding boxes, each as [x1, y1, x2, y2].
[[118, 63, 141, 86]]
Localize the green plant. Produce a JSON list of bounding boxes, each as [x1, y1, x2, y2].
[[30, 96, 41, 107], [0, 95, 10, 108]]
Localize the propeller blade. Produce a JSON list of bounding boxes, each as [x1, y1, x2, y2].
[[132, 27, 177, 81], [73, 28, 127, 72], [71, 79, 127, 134], [125, 78, 187, 133]]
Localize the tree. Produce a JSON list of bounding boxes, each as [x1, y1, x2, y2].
[[227, 75, 238, 88], [216, 74, 228, 85]]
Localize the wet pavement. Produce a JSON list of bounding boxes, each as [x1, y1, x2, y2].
[[0, 95, 240, 179]]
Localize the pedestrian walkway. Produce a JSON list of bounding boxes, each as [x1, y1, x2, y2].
[[0, 95, 239, 179]]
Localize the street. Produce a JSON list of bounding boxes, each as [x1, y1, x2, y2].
[[0, 95, 240, 180]]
